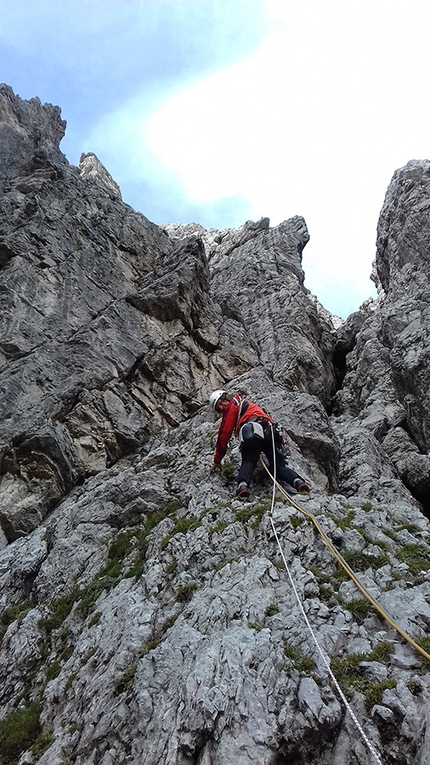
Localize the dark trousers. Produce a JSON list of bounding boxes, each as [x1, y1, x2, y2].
[[237, 420, 301, 487]]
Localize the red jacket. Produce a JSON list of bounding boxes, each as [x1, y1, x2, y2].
[[213, 396, 273, 463]]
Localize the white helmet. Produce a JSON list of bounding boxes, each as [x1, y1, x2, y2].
[[209, 389, 226, 410]]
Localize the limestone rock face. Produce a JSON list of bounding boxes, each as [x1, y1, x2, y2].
[[0, 83, 66, 191], [333, 159, 430, 510], [1, 87, 430, 765], [79, 151, 122, 200]]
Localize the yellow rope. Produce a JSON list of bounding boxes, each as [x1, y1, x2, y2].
[[260, 458, 430, 664]]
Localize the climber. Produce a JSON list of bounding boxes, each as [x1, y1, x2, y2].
[[209, 390, 310, 499]]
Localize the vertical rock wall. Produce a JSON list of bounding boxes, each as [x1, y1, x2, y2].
[[0, 86, 430, 765], [333, 160, 430, 511]]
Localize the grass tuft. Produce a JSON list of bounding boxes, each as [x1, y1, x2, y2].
[[397, 544, 430, 576], [283, 644, 315, 674], [175, 582, 199, 602], [331, 642, 394, 712], [0, 701, 42, 762]]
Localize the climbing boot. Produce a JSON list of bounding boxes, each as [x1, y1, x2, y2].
[[293, 478, 310, 494], [236, 481, 251, 499]]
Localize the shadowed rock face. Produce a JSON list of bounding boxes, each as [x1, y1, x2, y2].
[[333, 159, 430, 511], [0, 83, 66, 189], [0, 84, 339, 537], [1, 86, 430, 765]]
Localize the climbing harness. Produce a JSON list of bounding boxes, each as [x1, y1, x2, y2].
[[238, 420, 264, 447], [261, 423, 429, 765]]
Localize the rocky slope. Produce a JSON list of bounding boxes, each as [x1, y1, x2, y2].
[[0, 84, 430, 765]]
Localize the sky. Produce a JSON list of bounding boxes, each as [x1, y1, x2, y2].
[[1, 0, 430, 318]]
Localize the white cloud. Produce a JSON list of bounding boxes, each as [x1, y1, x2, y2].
[[85, 0, 430, 316]]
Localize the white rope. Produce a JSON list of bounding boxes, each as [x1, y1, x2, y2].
[[268, 426, 384, 765]]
